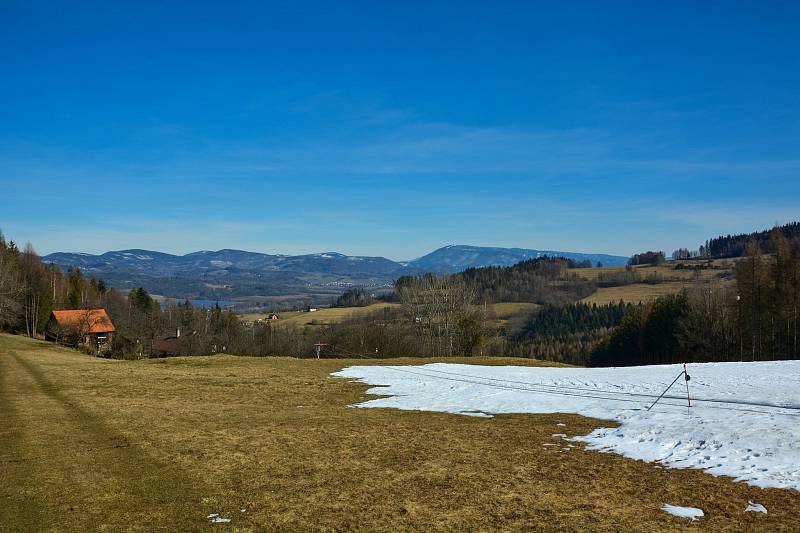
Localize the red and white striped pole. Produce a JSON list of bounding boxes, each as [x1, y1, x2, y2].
[[683, 363, 691, 408]]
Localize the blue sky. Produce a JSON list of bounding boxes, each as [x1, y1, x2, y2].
[[1, 1, 798, 260]]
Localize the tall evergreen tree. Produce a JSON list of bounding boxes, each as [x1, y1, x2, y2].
[[736, 239, 770, 360]]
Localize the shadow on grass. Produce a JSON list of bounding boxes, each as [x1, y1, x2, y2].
[[5, 350, 213, 530]]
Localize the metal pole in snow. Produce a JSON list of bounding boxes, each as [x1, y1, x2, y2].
[[683, 363, 691, 408]]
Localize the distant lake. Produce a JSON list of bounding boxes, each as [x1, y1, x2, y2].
[[159, 299, 238, 309]]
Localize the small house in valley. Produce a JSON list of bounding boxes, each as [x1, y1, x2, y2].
[[46, 309, 116, 355], [153, 329, 182, 356]]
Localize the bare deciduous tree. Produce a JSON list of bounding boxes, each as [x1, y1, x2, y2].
[[398, 274, 480, 356]]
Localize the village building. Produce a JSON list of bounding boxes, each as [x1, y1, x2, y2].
[[46, 309, 115, 355], [153, 328, 182, 357]]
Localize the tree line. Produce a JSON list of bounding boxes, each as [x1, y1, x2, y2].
[[334, 287, 376, 307], [701, 221, 800, 258], [628, 251, 666, 266]]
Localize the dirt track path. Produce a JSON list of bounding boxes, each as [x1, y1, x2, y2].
[[0, 343, 206, 531]]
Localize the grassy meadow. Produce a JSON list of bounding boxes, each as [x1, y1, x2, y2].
[[2, 333, 798, 531], [580, 281, 693, 305], [242, 302, 537, 327], [487, 301, 540, 318], [240, 303, 402, 326], [568, 259, 736, 282]]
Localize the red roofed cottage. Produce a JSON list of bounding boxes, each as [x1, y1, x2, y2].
[[46, 309, 115, 355]]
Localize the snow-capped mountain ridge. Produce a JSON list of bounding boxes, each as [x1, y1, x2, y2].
[[42, 245, 628, 301]]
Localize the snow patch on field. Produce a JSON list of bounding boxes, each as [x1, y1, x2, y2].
[[745, 501, 767, 513], [661, 504, 704, 520], [207, 513, 231, 523], [332, 361, 800, 491]]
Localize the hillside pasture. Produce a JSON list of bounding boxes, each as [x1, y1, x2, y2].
[[1, 334, 798, 531], [239, 303, 402, 326], [240, 302, 540, 332], [574, 260, 736, 305], [488, 301, 539, 319], [569, 259, 735, 282], [580, 281, 693, 305], [280, 303, 401, 326], [484, 302, 540, 331]]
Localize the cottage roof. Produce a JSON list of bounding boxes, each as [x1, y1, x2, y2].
[[51, 309, 116, 334], [153, 335, 181, 354]]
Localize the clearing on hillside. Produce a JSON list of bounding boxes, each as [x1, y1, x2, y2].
[[580, 281, 693, 305], [239, 303, 401, 326]]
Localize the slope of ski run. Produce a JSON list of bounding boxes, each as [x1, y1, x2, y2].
[[332, 361, 800, 491]]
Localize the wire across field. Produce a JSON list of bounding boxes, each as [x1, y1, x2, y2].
[[376, 365, 800, 417]]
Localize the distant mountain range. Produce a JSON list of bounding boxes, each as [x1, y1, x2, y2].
[[45, 249, 404, 278], [43, 245, 627, 306]]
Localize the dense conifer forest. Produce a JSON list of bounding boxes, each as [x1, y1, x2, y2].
[[701, 221, 800, 258]]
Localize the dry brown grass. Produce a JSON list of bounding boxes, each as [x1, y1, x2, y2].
[[2, 333, 798, 532], [236, 310, 303, 322], [580, 282, 693, 305], [568, 261, 738, 305], [569, 259, 736, 282], [240, 303, 402, 326], [484, 302, 540, 331], [243, 303, 537, 328], [489, 302, 540, 319]]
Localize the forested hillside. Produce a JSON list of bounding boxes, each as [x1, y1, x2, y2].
[[507, 302, 634, 365], [594, 230, 800, 366], [455, 256, 596, 304], [701, 221, 800, 258]]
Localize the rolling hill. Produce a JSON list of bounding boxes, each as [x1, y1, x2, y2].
[[407, 245, 627, 271]]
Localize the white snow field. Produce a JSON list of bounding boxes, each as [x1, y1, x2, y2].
[[332, 361, 800, 491]]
